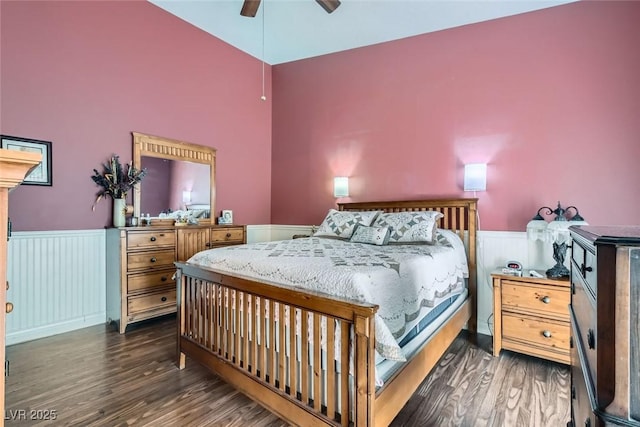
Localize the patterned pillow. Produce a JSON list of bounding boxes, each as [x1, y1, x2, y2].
[[314, 209, 381, 240], [350, 225, 391, 246], [372, 211, 444, 244]]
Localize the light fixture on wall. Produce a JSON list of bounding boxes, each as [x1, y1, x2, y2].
[[526, 202, 587, 278], [333, 177, 349, 198], [463, 163, 487, 192]]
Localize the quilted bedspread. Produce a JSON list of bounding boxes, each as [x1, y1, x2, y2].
[[187, 231, 468, 361]]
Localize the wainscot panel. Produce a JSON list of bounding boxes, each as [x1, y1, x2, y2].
[[6, 229, 106, 345]]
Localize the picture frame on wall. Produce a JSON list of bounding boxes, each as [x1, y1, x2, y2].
[[1, 134, 52, 186]]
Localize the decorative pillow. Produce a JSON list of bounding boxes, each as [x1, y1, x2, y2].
[[372, 211, 444, 244], [350, 225, 391, 246], [314, 209, 381, 240]]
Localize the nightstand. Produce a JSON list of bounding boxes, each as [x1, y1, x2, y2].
[[492, 271, 570, 364]]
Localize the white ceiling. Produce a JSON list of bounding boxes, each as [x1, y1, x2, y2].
[[149, 0, 577, 65]]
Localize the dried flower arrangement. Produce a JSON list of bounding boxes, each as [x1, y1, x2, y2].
[[91, 155, 146, 209]]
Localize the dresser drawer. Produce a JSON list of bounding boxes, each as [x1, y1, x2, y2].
[[571, 336, 599, 427], [127, 249, 175, 271], [128, 269, 175, 293], [127, 230, 175, 250], [128, 289, 176, 315], [501, 280, 569, 320], [211, 227, 245, 243], [571, 271, 599, 397], [503, 313, 570, 354], [572, 239, 597, 297]]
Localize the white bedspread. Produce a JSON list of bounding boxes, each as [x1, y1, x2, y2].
[[187, 230, 468, 361]]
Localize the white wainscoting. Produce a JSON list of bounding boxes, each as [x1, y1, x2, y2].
[[5, 225, 537, 345], [6, 229, 106, 346]]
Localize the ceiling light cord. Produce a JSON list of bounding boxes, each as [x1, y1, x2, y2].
[[260, 1, 266, 101]]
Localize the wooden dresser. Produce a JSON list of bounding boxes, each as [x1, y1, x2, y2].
[[492, 271, 571, 364], [107, 224, 246, 333], [569, 225, 640, 427]]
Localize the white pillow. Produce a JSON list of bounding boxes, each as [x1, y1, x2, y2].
[[372, 211, 443, 244], [350, 225, 391, 246], [314, 209, 381, 240]]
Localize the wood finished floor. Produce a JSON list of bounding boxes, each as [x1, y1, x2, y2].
[[5, 315, 570, 426]]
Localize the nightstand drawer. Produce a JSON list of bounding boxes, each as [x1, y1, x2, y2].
[[503, 313, 570, 354], [502, 280, 570, 320], [211, 227, 245, 243]]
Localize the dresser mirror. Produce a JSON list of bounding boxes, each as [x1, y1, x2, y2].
[[132, 132, 216, 221]]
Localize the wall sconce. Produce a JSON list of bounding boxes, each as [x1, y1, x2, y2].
[[334, 177, 349, 198], [463, 163, 487, 192], [526, 202, 587, 278]]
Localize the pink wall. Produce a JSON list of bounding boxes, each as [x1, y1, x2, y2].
[[1, 0, 272, 231], [271, 1, 640, 231]]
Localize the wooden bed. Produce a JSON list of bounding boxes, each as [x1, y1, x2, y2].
[[175, 198, 477, 426]]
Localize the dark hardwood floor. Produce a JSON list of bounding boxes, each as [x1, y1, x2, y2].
[[5, 315, 570, 426]]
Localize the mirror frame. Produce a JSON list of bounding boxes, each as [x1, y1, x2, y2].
[[132, 131, 216, 221]]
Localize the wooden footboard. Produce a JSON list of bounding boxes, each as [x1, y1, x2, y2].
[[176, 262, 378, 426], [175, 198, 477, 426]]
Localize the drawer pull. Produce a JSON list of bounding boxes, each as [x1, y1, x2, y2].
[[587, 329, 595, 349], [161, 276, 168, 282], [581, 264, 593, 275], [161, 296, 167, 302], [150, 236, 157, 242], [205, 242, 211, 247], [542, 330, 552, 338], [150, 257, 157, 263], [6, 302, 13, 314], [541, 296, 550, 304], [226, 232, 232, 238]]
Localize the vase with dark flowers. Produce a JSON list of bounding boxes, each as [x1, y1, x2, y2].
[[91, 155, 146, 227]]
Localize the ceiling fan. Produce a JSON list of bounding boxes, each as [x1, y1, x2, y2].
[[240, 0, 341, 17]]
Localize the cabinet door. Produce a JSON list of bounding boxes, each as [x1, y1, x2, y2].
[[177, 228, 210, 262]]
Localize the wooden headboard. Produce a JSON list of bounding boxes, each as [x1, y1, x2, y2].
[[338, 198, 478, 332]]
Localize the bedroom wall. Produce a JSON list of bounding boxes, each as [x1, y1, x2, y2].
[[1, 0, 272, 231], [271, 1, 640, 231]]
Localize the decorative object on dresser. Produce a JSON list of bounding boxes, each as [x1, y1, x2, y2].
[[492, 270, 570, 364], [526, 202, 588, 278], [91, 154, 146, 227], [0, 148, 42, 426], [568, 225, 640, 427], [218, 210, 233, 224]]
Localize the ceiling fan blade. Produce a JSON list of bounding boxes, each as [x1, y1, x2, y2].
[[316, 0, 341, 14], [240, 0, 261, 17]]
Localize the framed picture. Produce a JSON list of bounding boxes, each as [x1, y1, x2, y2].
[[1, 135, 52, 186], [219, 210, 233, 224]]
